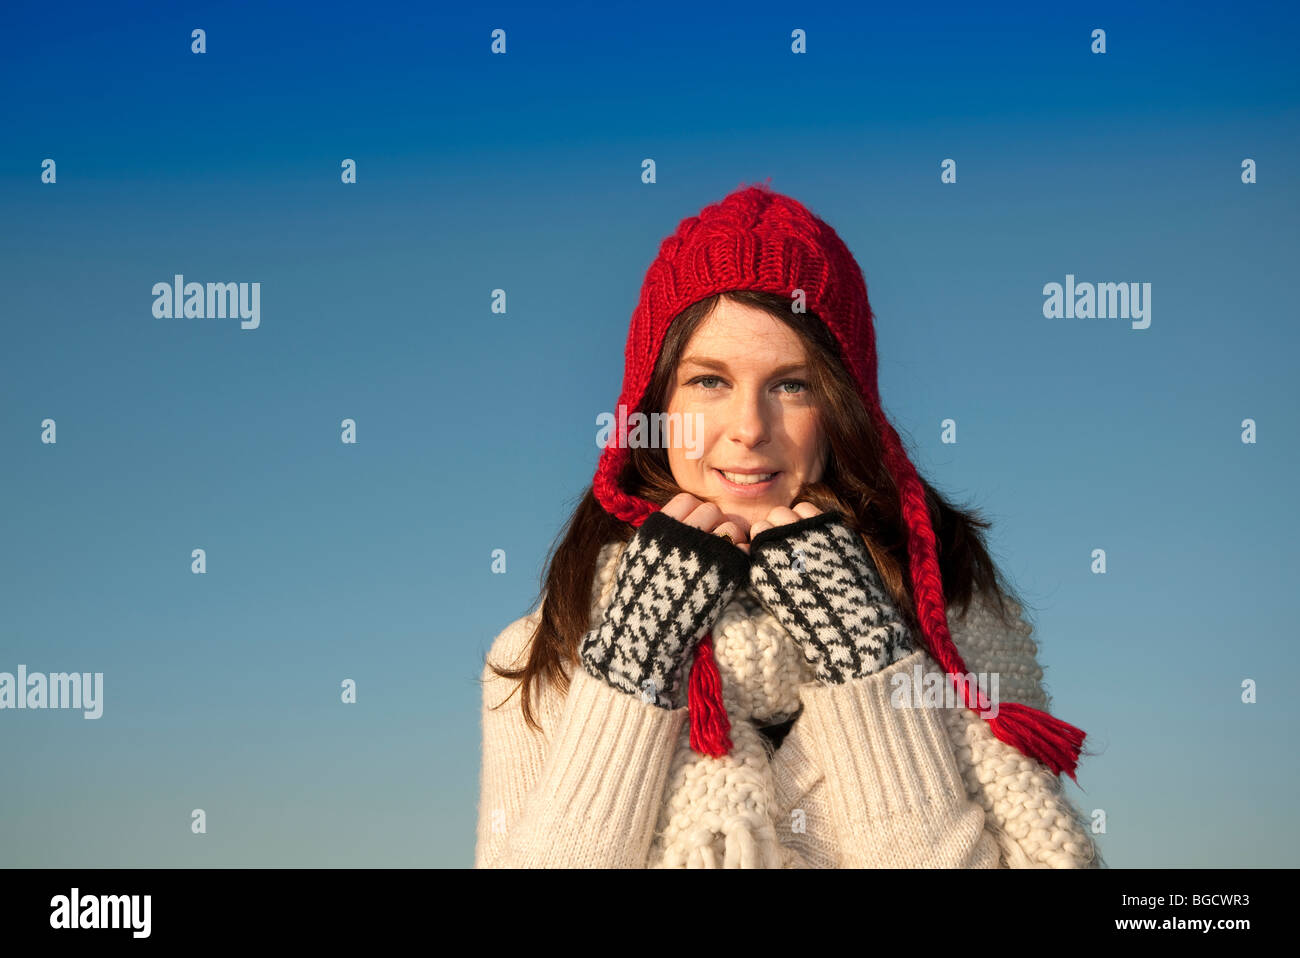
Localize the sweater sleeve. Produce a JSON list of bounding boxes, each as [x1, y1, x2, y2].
[[766, 595, 1104, 869], [768, 721, 839, 868], [787, 647, 1003, 868], [474, 613, 689, 868]]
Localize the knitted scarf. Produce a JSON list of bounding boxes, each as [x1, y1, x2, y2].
[[586, 539, 1100, 869]]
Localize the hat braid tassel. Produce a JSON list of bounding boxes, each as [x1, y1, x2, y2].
[[886, 422, 1087, 783], [688, 631, 733, 757]]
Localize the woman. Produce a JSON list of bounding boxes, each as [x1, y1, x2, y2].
[[476, 184, 1103, 868]]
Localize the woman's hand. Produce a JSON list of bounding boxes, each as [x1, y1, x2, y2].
[[578, 493, 751, 708], [662, 492, 754, 554], [746, 510, 915, 684], [747, 501, 822, 540], [660, 495, 821, 554]]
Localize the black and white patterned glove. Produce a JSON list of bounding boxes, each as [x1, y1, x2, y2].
[[748, 512, 915, 685], [579, 510, 750, 710]]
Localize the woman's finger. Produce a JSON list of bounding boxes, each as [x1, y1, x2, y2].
[[791, 501, 822, 519], [712, 520, 745, 544], [661, 492, 703, 521], [683, 500, 723, 531], [764, 506, 801, 528]]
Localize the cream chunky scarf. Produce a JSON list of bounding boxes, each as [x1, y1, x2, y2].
[[585, 538, 1100, 870]]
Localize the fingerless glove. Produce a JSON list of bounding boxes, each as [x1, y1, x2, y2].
[[579, 510, 750, 709], [748, 512, 915, 685]]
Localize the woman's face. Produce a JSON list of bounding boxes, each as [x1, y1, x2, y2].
[[664, 297, 829, 529]]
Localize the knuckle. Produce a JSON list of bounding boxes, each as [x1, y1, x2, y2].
[[693, 502, 722, 524], [664, 492, 698, 516]]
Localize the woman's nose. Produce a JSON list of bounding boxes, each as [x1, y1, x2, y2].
[[726, 391, 771, 446]]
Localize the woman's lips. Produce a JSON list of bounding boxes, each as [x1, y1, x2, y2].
[[713, 468, 780, 497]]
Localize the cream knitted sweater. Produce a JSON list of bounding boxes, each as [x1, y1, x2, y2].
[[476, 537, 1103, 869]]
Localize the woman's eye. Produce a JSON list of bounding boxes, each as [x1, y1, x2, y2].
[[685, 376, 808, 393]]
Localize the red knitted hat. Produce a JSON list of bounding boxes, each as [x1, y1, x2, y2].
[[593, 181, 1087, 782]]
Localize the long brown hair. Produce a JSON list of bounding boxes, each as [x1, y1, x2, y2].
[[488, 289, 1029, 732]]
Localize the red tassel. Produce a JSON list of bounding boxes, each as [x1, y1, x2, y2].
[[986, 703, 1087, 784], [877, 432, 1089, 783], [688, 631, 732, 757]]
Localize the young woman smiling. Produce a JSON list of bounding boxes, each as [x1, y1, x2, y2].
[[476, 185, 1103, 869]]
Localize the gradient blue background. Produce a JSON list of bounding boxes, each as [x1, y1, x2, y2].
[[2, 0, 1297, 868]]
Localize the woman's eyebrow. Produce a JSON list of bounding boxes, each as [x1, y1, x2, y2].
[[680, 356, 808, 377]]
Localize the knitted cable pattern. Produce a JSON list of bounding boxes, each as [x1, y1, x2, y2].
[[929, 597, 1105, 868], [579, 510, 749, 710], [940, 704, 1102, 868], [748, 512, 915, 684]]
